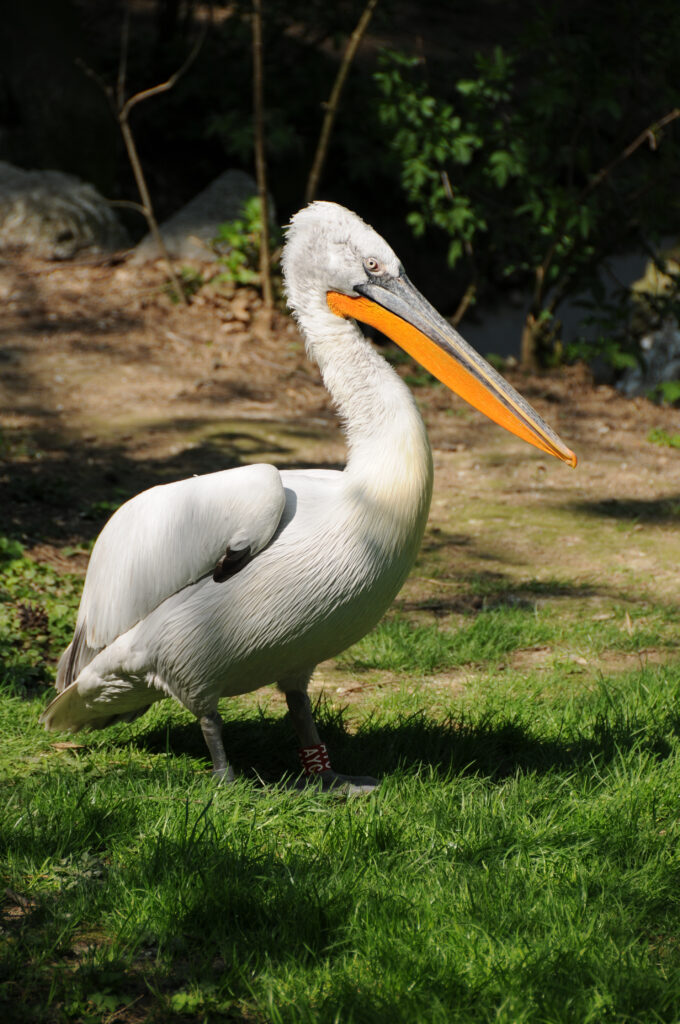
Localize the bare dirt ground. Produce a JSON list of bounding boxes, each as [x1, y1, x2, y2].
[[1, 251, 679, 703]]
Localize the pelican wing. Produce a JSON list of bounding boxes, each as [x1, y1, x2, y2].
[[57, 463, 285, 689]]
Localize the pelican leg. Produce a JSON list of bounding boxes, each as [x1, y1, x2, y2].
[[283, 687, 378, 794], [199, 710, 235, 783]]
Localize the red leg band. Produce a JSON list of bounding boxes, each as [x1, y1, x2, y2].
[[299, 743, 331, 775]]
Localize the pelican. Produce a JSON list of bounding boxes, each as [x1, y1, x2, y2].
[[41, 202, 576, 791]]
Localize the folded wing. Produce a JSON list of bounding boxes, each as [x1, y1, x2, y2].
[[56, 463, 286, 690]]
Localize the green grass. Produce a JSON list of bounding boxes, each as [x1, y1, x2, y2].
[[3, 543, 680, 1022], [341, 600, 678, 675], [341, 606, 553, 672]]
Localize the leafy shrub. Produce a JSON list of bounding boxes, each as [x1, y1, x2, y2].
[[214, 195, 281, 292], [374, 2, 680, 366]]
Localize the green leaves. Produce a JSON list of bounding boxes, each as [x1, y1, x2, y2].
[[486, 147, 524, 188], [650, 380, 680, 406], [374, 47, 526, 273], [0, 536, 82, 693], [374, 6, 680, 370], [214, 195, 281, 290]]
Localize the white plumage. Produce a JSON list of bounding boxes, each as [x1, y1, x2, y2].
[[41, 202, 575, 790]]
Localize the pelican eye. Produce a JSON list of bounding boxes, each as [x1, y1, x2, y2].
[[364, 257, 381, 273]]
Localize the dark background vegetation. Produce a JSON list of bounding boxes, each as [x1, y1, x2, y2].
[[2, 0, 680, 364]]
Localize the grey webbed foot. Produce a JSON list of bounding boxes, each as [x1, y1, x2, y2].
[[297, 769, 379, 796], [318, 769, 379, 794]]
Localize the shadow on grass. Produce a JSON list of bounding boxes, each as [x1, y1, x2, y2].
[[566, 494, 680, 524], [126, 683, 680, 786], [400, 571, 600, 615], [345, 704, 679, 779]]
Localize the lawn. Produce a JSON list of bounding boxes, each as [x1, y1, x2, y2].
[[2, 534, 680, 1024]]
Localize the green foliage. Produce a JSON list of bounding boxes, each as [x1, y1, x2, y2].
[[375, 48, 507, 272], [649, 379, 680, 407], [374, 45, 601, 290], [0, 537, 82, 694], [374, 2, 680, 364], [79, 498, 123, 522], [165, 266, 204, 304], [648, 427, 680, 449], [565, 284, 641, 372], [214, 195, 281, 291]]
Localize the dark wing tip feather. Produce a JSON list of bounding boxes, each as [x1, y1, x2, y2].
[[55, 623, 95, 692], [212, 545, 252, 583]]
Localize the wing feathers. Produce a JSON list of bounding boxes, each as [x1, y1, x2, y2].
[[69, 463, 285, 674]]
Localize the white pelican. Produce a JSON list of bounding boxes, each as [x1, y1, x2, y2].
[[41, 202, 576, 792]]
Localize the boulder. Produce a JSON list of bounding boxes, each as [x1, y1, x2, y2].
[[0, 161, 129, 260], [617, 317, 680, 398], [132, 169, 261, 264], [617, 249, 680, 397]]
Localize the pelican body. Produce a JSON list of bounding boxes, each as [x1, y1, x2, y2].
[[41, 203, 575, 789]]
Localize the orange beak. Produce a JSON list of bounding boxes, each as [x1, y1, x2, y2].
[[327, 275, 576, 467]]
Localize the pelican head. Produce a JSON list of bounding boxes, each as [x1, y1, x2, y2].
[[283, 202, 402, 311], [283, 201, 576, 467]]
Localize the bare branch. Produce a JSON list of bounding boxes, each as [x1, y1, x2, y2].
[[579, 108, 680, 205], [305, 0, 379, 204], [79, 4, 212, 305], [252, 0, 273, 308], [451, 282, 477, 328], [75, 58, 116, 117], [121, 14, 209, 119], [106, 198, 148, 216], [118, 113, 183, 281], [117, 8, 130, 112]]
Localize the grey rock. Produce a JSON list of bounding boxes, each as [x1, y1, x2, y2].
[[617, 318, 680, 397], [0, 161, 129, 259], [132, 169, 261, 264]]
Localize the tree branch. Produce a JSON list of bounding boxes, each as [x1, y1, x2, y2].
[[106, 198, 148, 216], [451, 282, 477, 328], [251, 0, 273, 309], [579, 108, 680, 205], [121, 15, 208, 119], [304, 0, 379, 204], [79, 4, 211, 304], [538, 108, 680, 303]]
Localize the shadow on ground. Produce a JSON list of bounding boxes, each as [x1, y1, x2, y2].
[[566, 494, 680, 524], [400, 566, 601, 615], [0, 422, 343, 548], [124, 678, 680, 785]]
